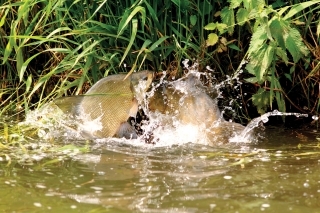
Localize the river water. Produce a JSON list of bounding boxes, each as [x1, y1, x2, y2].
[[1, 125, 320, 213]]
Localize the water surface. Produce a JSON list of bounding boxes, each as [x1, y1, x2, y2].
[[1, 127, 320, 213]]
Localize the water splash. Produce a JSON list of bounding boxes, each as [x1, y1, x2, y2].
[[229, 110, 308, 143], [20, 60, 309, 147]]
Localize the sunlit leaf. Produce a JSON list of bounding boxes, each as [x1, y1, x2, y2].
[[17, 47, 24, 82], [236, 8, 249, 26], [242, 0, 250, 9], [117, 6, 145, 36], [206, 33, 218, 46], [269, 18, 287, 50], [25, 74, 32, 93], [247, 26, 267, 56], [284, 1, 320, 20], [259, 44, 275, 80], [149, 36, 170, 51], [216, 23, 228, 34], [252, 0, 266, 10], [285, 27, 309, 63], [221, 7, 235, 35], [229, 0, 243, 9], [204, 22, 216, 30], [2, 37, 13, 64], [120, 19, 138, 65], [0, 8, 9, 27], [276, 47, 288, 65], [244, 76, 259, 83]]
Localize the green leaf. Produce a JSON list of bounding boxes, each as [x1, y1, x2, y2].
[[244, 76, 259, 83], [252, 88, 271, 114], [242, 0, 250, 9], [284, 1, 320, 20], [221, 7, 235, 35], [25, 74, 32, 93], [289, 66, 295, 74], [117, 6, 146, 36], [17, 47, 24, 82], [259, 44, 275, 80], [20, 52, 41, 84], [236, 8, 249, 26], [284, 73, 292, 82], [251, 0, 266, 10], [149, 36, 170, 51], [285, 27, 309, 63], [199, 0, 213, 15], [2, 36, 13, 64], [278, 6, 290, 16], [171, 0, 190, 11], [204, 22, 216, 30], [119, 19, 138, 66], [228, 43, 241, 51], [272, 0, 287, 9], [317, 20, 320, 39], [247, 43, 275, 81], [269, 18, 287, 50], [216, 23, 228, 34], [245, 63, 256, 75], [275, 47, 288, 65], [190, 15, 197, 26], [275, 90, 285, 112], [229, 0, 243, 9], [0, 8, 9, 27], [206, 33, 218, 46], [247, 26, 268, 56]]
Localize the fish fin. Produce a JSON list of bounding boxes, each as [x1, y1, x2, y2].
[[115, 122, 137, 139], [129, 98, 138, 117], [53, 96, 84, 115]]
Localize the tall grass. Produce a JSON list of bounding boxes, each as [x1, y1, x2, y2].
[[0, 0, 319, 124], [0, 0, 224, 116]]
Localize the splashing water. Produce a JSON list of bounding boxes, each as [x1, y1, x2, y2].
[[20, 61, 309, 147], [229, 110, 309, 143]]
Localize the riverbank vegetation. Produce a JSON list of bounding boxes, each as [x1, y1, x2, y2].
[[1, 0, 319, 125]]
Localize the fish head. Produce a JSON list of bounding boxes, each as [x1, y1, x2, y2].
[[130, 70, 154, 92], [129, 70, 154, 103]]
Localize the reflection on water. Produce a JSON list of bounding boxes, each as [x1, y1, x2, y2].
[[1, 127, 320, 213]]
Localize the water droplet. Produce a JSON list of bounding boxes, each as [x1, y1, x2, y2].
[[34, 203, 42, 207], [210, 204, 217, 209]]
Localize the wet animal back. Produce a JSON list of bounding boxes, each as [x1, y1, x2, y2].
[[80, 75, 135, 138]]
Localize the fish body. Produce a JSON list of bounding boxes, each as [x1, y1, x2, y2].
[[54, 71, 153, 139], [148, 74, 221, 126], [148, 74, 244, 144]]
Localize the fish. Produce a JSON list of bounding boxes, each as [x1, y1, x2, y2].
[[54, 70, 153, 139], [148, 74, 221, 126], [147, 73, 245, 145]]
